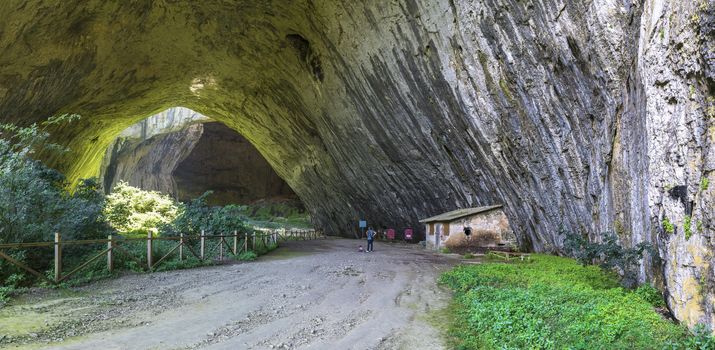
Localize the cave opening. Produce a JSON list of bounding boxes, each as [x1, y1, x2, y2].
[[100, 107, 307, 225]]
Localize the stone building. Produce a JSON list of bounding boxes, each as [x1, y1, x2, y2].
[[420, 205, 516, 250]]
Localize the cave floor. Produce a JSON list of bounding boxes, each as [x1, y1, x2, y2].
[[1, 238, 460, 350]]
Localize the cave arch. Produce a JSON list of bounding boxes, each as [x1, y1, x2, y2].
[[101, 107, 299, 207], [2, 1, 714, 329]]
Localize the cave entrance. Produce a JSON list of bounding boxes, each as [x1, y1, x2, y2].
[[100, 107, 306, 224]]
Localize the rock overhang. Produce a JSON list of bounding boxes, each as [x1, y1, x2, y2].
[[0, 0, 713, 329]]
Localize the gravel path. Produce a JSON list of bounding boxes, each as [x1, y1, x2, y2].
[[0, 238, 458, 350]]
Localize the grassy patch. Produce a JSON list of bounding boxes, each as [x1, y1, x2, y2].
[[439, 255, 700, 349], [237, 251, 258, 261]]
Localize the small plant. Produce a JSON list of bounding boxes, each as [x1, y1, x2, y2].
[[680, 324, 715, 349], [697, 220, 703, 233], [701, 177, 710, 191], [440, 247, 451, 254], [463, 253, 475, 259], [237, 251, 257, 261], [685, 216, 693, 240], [663, 217, 675, 234], [635, 284, 666, 308]]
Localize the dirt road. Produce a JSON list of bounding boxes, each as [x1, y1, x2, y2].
[[0, 238, 459, 350]]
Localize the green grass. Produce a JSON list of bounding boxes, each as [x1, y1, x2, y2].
[[439, 254, 706, 350]]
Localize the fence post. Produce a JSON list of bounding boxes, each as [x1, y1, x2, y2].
[[54, 232, 62, 283], [252, 232, 256, 251], [107, 234, 114, 273], [179, 232, 184, 261], [147, 231, 153, 270], [244, 232, 248, 253], [200, 230, 206, 260], [233, 231, 238, 255], [219, 235, 224, 261]]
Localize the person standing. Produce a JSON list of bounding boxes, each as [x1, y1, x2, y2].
[[366, 227, 376, 252]]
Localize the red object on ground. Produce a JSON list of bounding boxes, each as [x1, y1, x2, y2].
[[404, 228, 413, 241], [386, 228, 395, 240]]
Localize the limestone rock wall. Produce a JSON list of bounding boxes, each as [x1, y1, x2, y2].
[[100, 107, 208, 192], [0, 0, 712, 328]]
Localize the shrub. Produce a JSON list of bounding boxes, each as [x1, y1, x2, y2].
[[237, 251, 257, 261], [561, 228, 654, 288], [634, 284, 666, 308], [105, 182, 179, 236], [162, 192, 253, 236], [685, 216, 693, 240]]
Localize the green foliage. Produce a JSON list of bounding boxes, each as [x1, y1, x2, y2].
[[685, 216, 693, 240], [674, 324, 715, 350], [663, 217, 675, 234], [163, 192, 252, 236], [439, 255, 699, 350], [701, 177, 710, 191], [561, 228, 654, 288], [440, 247, 451, 254], [234, 200, 311, 229], [0, 117, 111, 287], [105, 181, 179, 236], [634, 284, 666, 308], [237, 251, 257, 261], [463, 253, 475, 259]]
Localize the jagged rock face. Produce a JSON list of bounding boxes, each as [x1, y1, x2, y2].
[[0, 0, 713, 328], [102, 109, 297, 205], [100, 107, 207, 193]]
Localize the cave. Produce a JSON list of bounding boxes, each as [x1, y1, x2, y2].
[[101, 107, 298, 207], [0, 0, 713, 329]]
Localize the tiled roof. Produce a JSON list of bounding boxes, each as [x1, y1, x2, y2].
[[419, 205, 503, 223]]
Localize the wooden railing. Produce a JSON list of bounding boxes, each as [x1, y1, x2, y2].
[[0, 228, 324, 284]]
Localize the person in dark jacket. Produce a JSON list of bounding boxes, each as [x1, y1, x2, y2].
[[366, 227, 376, 252]]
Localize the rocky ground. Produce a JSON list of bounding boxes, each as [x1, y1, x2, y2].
[[0, 238, 459, 350]]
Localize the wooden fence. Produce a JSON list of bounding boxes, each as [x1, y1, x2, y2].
[[0, 228, 324, 284]]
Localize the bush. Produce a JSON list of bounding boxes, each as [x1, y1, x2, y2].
[[439, 255, 699, 350], [162, 192, 252, 236], [105, 182, 179, 236], [561, 228, 654, 288], [634, 284, 666, 308]]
